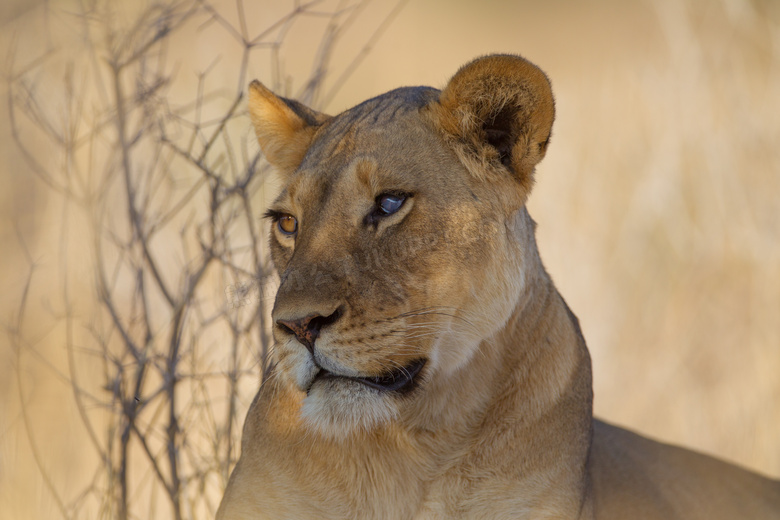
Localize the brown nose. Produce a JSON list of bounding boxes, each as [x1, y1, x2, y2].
[[276, 308, 342, 353]]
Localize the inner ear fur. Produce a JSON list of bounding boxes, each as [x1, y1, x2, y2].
[[248, 81, 331, 173], [427, 54, 555, 194]]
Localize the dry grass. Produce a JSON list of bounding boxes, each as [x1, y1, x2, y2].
[[1, 0, 778, 518]]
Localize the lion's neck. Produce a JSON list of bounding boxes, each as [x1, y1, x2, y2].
[[411, 236, 593, 437], [402, 252, 594, 515]]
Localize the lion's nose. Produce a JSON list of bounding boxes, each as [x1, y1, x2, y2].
[[276, 308, 342, 354]]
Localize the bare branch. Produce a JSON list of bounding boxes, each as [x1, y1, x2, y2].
[[6, 1, 403, 517]]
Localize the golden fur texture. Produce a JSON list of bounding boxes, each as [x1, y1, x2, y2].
[[217, 55, 780, 519]]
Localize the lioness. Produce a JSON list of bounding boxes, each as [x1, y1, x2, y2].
[[217, 55, 780, 519]]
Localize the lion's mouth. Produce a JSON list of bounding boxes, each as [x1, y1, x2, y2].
[[314, 358, 426, 393]]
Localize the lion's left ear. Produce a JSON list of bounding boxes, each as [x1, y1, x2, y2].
[[248, 81, 331, 174], [426, 54, 555, 194]]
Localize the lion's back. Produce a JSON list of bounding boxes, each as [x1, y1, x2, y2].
[[589, 419, 780, 519]]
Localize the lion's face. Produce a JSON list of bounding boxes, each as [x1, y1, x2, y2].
[[249, 56, 554, 437]]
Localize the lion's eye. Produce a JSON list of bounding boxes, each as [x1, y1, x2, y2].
[[277, 215, 298, 235], [377, 193, 406, 215], [364, 192, 412, 227]]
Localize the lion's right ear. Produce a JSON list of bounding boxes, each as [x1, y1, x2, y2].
[[248, 81, 331, 173]]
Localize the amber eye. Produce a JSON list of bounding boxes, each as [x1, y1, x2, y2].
[[277, 215, 298, 236]]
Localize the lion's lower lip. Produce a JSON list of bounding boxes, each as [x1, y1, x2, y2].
[[317, 358, 426, 393]]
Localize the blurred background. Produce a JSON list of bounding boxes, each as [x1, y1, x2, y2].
[[1, 0, 778, 518]]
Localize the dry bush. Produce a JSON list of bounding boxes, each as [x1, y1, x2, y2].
[[2, 1, 405, 518]]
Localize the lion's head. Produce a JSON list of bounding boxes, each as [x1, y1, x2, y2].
[[249, 55, 554, 437]]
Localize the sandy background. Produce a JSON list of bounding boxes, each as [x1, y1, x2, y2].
[[1, 0, 778, 518]]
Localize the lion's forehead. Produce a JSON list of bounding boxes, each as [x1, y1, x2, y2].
[[298, 86, 440, 170], [279, 86, 472, 224], [326, 86, 439, 134]]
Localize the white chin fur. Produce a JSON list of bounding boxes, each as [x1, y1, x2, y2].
[[300, 379, 398, 439]]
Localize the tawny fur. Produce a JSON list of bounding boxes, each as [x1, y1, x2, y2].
[[218, 55, 780, 519]]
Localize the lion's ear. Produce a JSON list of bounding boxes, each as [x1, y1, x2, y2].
[[427, 54, 555, 193], [248, 81, 331, 173]]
